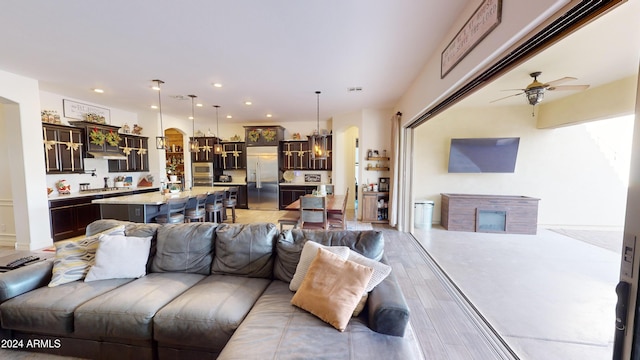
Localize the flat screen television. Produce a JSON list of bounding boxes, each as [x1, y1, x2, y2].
[[448, 137, 520, 173]]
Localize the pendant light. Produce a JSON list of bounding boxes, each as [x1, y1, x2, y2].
[[213, 105, 223, 154], [188, 95, 199, 153], [153, 79, 166, 150], [309, 90, 327, 160]]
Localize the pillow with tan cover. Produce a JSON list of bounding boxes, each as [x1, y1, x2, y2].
[[289, 240, 350, 291], [291, 248, 373, 331]]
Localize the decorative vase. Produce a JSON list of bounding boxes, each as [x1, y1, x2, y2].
[[169, 175, 178, 182], [115, 181, 124, 188]]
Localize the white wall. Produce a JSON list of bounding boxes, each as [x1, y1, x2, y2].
[[414, 105, 631, 228], [0, 70, 51, 250]]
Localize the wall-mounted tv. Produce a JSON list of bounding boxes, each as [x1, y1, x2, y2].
[[448, 137, 520, 173]]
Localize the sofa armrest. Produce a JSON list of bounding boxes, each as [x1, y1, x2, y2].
[[0, 259, 53, 303], [367, 258, 409, 337]]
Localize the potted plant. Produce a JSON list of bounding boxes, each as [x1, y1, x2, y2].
[[169, 184, 180, 193], [114, 176, 126, 188], [166, 163, 178, 182]]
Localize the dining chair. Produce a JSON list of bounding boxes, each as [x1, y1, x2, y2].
[[206, 191, 226, 223], [155, 196, 189, 224], [328, 187, 348, 230], [223, 187, 238, 223], [300, 195, 328, 230], [185, 193, 208, 222]]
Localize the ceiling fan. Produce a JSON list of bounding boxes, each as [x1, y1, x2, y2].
[[490, 71, 590, 106]]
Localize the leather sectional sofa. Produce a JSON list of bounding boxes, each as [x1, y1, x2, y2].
[[0, 220, 417, 359]]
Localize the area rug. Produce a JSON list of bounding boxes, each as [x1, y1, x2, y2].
[[548, 228, 623, 254], [346, 222, 373, 230]]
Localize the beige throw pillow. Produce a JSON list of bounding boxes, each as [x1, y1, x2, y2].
[[291, 248, 373, 332], [48, 225, 125, 287], [289, 241, 350, 291], [347, 250, 392, 292]]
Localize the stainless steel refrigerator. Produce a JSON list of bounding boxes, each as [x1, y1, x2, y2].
[[246, 146, 279, 210]]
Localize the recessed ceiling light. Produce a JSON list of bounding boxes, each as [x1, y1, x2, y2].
[[93, 88, 104, 93], [244, 101, 252, 106], [151, 85, 161, 91], [266, 114, 273, 118], [213, 83, 223, 88], [150, 105, 158, 109], [196, 103, 203, 107], [226, 115, 233, 119], [188, 116, 194, 120]]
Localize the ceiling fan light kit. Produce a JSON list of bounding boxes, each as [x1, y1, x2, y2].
[[491, 71, 589, 112]]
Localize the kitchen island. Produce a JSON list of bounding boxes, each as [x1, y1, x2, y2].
[[92, 186, 229, 223]]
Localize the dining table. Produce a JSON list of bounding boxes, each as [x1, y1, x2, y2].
[[285, 194, 346, 214]]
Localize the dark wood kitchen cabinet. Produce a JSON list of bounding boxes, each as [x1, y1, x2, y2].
[[220, 142, 246, 170], [279, 185, 317, 209], [244, 126, 284, 146], [279, 135, 332, 171], [49, 197, 102, 241], [42, 123, 84, 173], [108, 135, 149, 172], [190, 137, 221, 163], [68, 121, 122, 156]]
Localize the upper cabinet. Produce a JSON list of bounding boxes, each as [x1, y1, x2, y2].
[[43, 123, 84, 173], [220, 142, 246, 170], [244, 126, 284, 147], [190, 137, 220, 163], [68, 121, 122, 156], [108, 134, 149, 172], [279, 135, 332, 171]]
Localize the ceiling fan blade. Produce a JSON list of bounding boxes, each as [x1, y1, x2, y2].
[[547, 84, 590, 91], [499, 88, 526, 92], [544, 76, 577, 87], [490, 92, 524, 103]]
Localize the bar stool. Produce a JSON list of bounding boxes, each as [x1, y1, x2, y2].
[[206, 191, 226, 223], [185, 193, 207, 222], [224, 187, 238, 223], [155, 197, 189, 224]]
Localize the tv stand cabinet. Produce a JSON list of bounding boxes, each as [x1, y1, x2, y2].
[[440, 193, 540, 234]]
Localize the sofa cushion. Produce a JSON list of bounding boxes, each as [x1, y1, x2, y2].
[[289, 241, 350, 291], [291, 248, 373, 331], [49, 225, 125, 287], [154, 274, 271, 352], [218, 280, 421, 360], [211, 223, 278, 278], [0, 278, 131, 336], [274, 230, 385, 283], [151, 223, 216, 275], [74, 272, 205, 342], [347, 249, 392, 292], [85, 233, 152, 282]]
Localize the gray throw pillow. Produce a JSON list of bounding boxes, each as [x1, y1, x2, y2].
[[151, 223, 216, 275], [211, 223, 278, 278]]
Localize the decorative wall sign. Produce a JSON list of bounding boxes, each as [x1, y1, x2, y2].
[[441, 0, 502, 78], [63, 99, 111, 124], [304, 173, 321, 183]]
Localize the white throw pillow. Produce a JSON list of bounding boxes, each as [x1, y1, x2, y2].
[[84, 233, 152, 282], [289, 241, 350, 291], [347, 250, 392, 292]]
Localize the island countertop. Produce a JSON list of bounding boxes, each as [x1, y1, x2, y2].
[[91, 186, 229, 205]]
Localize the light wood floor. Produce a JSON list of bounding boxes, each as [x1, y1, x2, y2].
[[0, 209, 514, 360]]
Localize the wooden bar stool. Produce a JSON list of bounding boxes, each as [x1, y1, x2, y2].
[[185, 193, 208, 222], [206, 191, 226, 223], [224, 187, 238, 223], [278, 211, 300, 231]]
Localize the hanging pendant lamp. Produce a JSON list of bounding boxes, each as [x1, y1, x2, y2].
[[188, 95, 199, 153], [213, 105, 223, 154], [309, 91, 327, 160], [153, 79, 166, 149]]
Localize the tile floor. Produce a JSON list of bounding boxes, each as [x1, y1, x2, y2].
[[413, 225, 620, 360]]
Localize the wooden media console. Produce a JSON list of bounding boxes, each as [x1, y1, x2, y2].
[[440, 193, 540, 235]]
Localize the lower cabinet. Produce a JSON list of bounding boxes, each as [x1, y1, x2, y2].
[[361, 191, 389, 223], [49, 198, 102, 241], [279, 185, 317, 210]]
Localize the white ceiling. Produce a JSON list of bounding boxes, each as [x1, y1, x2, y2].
[[1, 1, 637, 124], [458, 0, 640, 109], [0, 0, 469, 123]]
